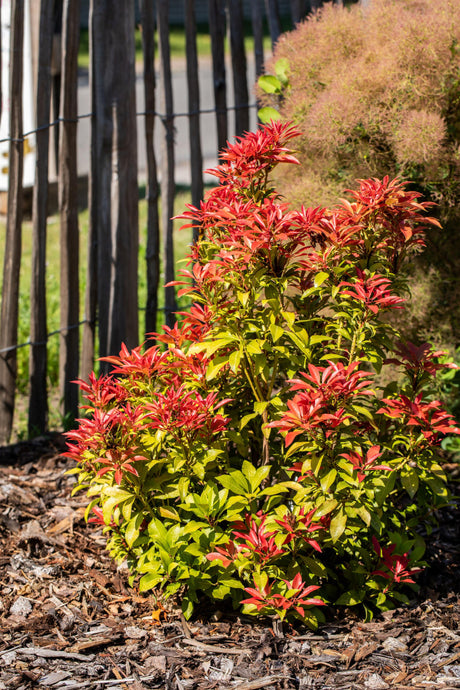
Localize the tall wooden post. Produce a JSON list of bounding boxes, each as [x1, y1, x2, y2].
[[265, 0, 282, 48], [208, 0, 227, 154], [290, 0, 307, 23], [185, 0, 203, 243], [87, 0, 138, 371], [157, 0, 177, 328], [228, 0, 249, 137], [28, 0, 54, 435], [140, 0, 161, 339], [80, 0, 97, 381], [0, 0, 24, 443], [58, 0, 80, 423], [107, 0, 139, 355], [250, 0, 265, 79], [86, 0, 113, 371]]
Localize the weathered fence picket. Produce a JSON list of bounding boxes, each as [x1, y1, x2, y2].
[[0, 0, 334, 442], [250, 0, 265, 79], [0, 0, 24, 444], [87, 0, 112, 375], [81, 0, 101, 382], [229, 0, 249, 137], [80, 0, 96, 385], [208, 0, 227, 153], [157, 0, 177, 329], [106, 0, 139, 356], [141, 0, 161, 340], [58, 0, 80, 423], [28, 0, 54, 436], [290, 0, 306, 24], [265, 0, 282, 47], [185, 0, 204, 244]]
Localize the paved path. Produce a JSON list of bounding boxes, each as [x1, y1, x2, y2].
[[76, 56, 259, 185]]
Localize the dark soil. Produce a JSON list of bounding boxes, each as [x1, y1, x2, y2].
[[0, 435, 459, 689]]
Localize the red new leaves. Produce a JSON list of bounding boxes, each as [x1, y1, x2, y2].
[[378, 394, 460, 442], [65, 340, 226, 484], [292, 361, 374, 400], [275, 507, 324, 551], [67, 121, 457, 627], [345, 175, 441, 254], [206, 541, 245, 568], [340, 270, 405, 314], [269, 362, 374, 446], [208, 120, 301, 186], [65, 404, 146, 484], [340, 446, 391, 483], [231, 514, 286, 562], [207, 514, 286, 566], [372, 537, 422, 592], [241, 572, 324, 619], [387, 342, 458, 392], [145, 388, 230, 443]]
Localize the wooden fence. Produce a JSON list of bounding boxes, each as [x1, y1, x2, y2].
[[0, 0, 344, 444]]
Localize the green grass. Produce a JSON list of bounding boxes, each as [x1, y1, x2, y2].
[[78, 22, 274, 70], [0, 185, 203, 439]]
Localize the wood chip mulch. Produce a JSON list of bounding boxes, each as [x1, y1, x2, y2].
[[0, 435, 459, 690]]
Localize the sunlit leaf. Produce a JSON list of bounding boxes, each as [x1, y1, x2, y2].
[[258, 106, 282, 123]]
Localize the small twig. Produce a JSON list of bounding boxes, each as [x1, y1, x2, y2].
[[111, 662, 131, 690], [56, 676, 160, 690], [175, 674, 187, 690], [229, 676, 287, 690], [436, 650, 460, 668], [181, 637, 249, 655], [179, 612, 192, 639], [16, 646, 94, 662], [0, 645, 23, 656], [272, 618, 284, 638], [149, 633, 184, 644]]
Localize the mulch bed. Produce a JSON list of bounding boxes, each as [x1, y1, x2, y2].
[[0, 435, 459, 690]]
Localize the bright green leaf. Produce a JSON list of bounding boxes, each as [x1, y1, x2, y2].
[[320, 468, 337, 492], [356, 505, 371, 526], [139, 572, 163, 593], [275, 57, 290, 84], [240, 412, 257, 429], [247, 340, 263, 355], [259, 482, 290, 496], [282, 310, 296, 328], [254, 401, 269, 415], [314, 271, 329, 287], [229, 349, 242, 373], [330, 510, 347, 541], [206, 358, 229, 381], [401, 467, 419, 498], [270, 323, 284, 343], [258, 74, 282, 94], [182, 598, 195, 620], [258, 106, 282, 123], [314, 499, 338, 518], [125, 513, 144, 548]]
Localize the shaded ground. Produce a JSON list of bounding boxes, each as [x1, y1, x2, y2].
[[0, 435, 459, 690]]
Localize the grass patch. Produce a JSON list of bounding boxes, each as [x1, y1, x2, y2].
[[78, 21, 274, 70]]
